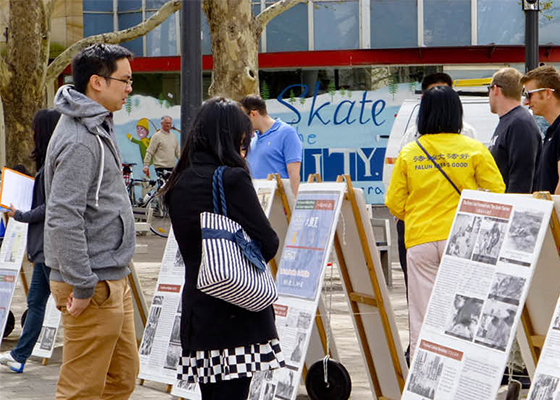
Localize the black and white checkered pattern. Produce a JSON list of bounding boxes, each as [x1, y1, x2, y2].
[[177, 338, 285, 384]]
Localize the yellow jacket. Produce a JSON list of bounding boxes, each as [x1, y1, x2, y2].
[[385, 133, 505, 248]]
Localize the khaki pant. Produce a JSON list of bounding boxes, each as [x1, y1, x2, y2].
[[407, 240, 446, 360], [50, 277, 139, 400]]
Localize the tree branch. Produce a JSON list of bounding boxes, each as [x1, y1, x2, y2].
[[255, 0, 305, 30], [46, 0, 181, 83]]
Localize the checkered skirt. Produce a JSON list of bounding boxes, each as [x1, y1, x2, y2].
[[177, 338, 285, 384]]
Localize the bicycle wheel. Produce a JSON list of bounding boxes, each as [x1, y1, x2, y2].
[[146, 197, 171, 238]]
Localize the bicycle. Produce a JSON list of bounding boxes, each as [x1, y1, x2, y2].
[[122, 163, 171, 238]]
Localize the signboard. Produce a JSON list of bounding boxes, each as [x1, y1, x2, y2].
[[248, 182, 345, 400], [138, 229, 185, 386], [31, 296, 61, 359], [402, 190, 552, 400], [0, 219, 28, 343]]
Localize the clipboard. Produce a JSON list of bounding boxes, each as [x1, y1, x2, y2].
[[0, 167, 34, 211]]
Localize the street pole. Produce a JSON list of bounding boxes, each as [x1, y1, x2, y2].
[[180, 0, 202, 148], [523, 0, 540, 72]]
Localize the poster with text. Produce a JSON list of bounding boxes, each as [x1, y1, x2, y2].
[[276, 189, 344, 300], [31, 295, 61, 358], [138, 229, 185, 385], [402, 190, 552, 400], [0, 219, 28, 344], [247, 182, 345, 400]]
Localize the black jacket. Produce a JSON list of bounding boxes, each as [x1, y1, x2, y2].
[[167, 150, 280, 351], [489, 106, 542, 193], [14, 166, 46, 263]]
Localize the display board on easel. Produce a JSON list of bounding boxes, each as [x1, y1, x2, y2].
[[0, 219, 28, 343], [333, 174, 408, 400], [515, 192, 560, 378], [401, 190, 553, 400]]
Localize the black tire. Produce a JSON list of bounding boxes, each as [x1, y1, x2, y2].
[[149, 224, 169, 238], [3, 311, 15, 337], [305, 359, 352, 400]]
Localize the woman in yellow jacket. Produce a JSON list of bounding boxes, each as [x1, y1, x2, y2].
[[385, 86, 505, 359]]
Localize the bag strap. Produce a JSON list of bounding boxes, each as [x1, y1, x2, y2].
[[212, 166, 228, 216], [415, 139, 461, 195]]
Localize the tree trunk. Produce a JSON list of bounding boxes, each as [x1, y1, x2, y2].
[[3, 0, 47, 173], [203, 0, 260, 100]]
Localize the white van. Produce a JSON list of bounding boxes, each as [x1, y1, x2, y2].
[[382, 97, 500, 189]]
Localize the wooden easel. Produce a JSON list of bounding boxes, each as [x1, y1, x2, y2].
[[333, 174, 405, 400], [517, 191, 560, 375]]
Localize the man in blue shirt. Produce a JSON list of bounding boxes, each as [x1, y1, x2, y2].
[[240, 95, 303, 195]]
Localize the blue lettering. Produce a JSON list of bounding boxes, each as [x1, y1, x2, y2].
[[308, 82, 331, 126], [307, 134, 317, 145], [333, 100, 356, 125], [277, 84, 308, 124], [359, 91, 372, 124], [371, 100, 386, 126]]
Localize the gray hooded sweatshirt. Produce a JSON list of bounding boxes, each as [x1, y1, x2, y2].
[[44, 85, 135, 299]]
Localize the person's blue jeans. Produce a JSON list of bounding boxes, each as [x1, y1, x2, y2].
[[10, 262, 50, 364]]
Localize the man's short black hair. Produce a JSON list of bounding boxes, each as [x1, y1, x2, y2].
[[417, 85, 463, 135], [72, 43, 133, 94], [421, 72, 453, 93], [239, 95, 268, 116]]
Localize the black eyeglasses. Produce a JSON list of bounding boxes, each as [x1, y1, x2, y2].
[[99, 75, 133, 87], [487, 84, 501, 94]]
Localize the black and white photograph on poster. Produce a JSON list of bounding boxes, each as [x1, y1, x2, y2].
[[177, 299, 182, 314], [488, 273, 526, 306], [139, 306, 162, 355], [289, 332, 306, 363], [504, 209, 544, 254], [275, 368, 296, 400], [170, 315, 181, 344], [152, 295, 164, 306], [263, 383, 276, 400], [177, 379, 198, 391], [472, 217, 508, 265], [474, 299, 517, 352], [174, 248, 185, 269], [446, 213, 481, 259], [296, 312, 312, 330], [553, 309, 560, 331], [444, 294, 484, 342], [529, 373, 559, 400], [164, 343, 182, 370], [39, 326, 56, 350], [407, 349, 444, 400], [248, 372, 265, 400]]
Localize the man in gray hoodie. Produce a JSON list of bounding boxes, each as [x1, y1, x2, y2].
[[44, 43, 138, 399]]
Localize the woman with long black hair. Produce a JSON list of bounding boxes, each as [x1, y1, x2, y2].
[[0, 109, 61, 373], [163, 97, 284, 400]]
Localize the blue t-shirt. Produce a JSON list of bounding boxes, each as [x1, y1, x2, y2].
[[247, 119, 303, 179]]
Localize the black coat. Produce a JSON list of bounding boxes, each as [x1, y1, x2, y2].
[[167, 150, 280, 351]]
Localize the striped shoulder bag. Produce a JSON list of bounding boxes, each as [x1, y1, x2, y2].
[[196, 166, 278, 312]]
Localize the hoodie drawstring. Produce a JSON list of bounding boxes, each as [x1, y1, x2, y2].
[[94, 134, 105, 208]]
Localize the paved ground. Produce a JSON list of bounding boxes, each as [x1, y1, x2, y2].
[[0, 221, 526, 399]]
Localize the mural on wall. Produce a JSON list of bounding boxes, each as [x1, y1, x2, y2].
[[113, 82, 416, 205], [114, 94, 181, 185]]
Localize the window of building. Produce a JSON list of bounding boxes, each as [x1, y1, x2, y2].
[[424, 0, 471, 46], [370, 0, 417, 48], [477, 0, 523, 45], [266, 2, 308, 52], [314, 1, 359, 51], [540, 2, 560, 45]]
